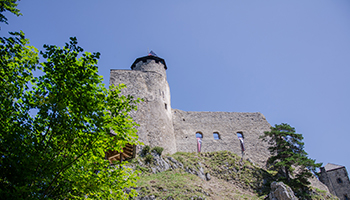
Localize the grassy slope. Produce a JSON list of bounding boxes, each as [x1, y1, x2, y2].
[[129, 151, 336, 200]]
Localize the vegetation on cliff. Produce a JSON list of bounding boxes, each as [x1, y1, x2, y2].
[[261, 123, 322, 199], [129, 150, 335, 200]]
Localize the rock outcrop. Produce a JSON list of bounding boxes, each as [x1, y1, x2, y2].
[[269, 182, 298, 200]]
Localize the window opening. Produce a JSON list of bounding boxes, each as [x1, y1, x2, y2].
[[165, 103, 167, 110], [337, 178, 342, 183], [196, 132, 203, 138], [213, 132, 220, 140]]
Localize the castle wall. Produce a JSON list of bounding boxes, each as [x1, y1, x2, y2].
[[320, 167, 350, 199], [110, 69, 176, 155], [172, 109, 271, 167]]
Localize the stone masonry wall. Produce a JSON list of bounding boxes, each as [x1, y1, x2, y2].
[[320, 167, 350, 200], [110, 69, 177, 155], [172, 109, 271, 168]]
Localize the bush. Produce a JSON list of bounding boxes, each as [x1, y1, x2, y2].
[[145, 154, 153, 164], [142, 145, 150, 155], [152, 146, 164, 156]]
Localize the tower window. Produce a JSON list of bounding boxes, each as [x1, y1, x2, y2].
[[165, 103, 167, 110], [196, 132, 203, 138], [337, 178, 342, 183], [213, 132, 220, 140]]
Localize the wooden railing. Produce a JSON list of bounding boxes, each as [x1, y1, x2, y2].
[[105, 143, 135, 163]]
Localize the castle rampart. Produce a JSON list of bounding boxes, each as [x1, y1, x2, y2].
[[172, 109, 271, 167]]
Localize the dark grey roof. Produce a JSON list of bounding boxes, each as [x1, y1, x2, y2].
[[131, 55, 167, 70], [324, 163, 344, 171]]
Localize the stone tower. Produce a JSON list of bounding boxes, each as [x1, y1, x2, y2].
[[109, 54, 177, 155], [319, 163, 350, 200]]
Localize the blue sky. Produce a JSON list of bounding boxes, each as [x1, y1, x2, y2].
[[2, 1, 350, 172]]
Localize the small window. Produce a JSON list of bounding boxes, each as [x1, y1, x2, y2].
[[165, 103, 167, 110], [196, 132, 203, 138], [213, 132, 220, 140], [237, 132, 244, 139], [337, 178, 343, 183]]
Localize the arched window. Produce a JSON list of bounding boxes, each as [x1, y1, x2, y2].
[[196, 132, 203, 138], [213, 132, 220, 140], [237, 132, 244, 138]]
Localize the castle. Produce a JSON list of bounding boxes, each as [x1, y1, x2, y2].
[[109, 54, 349, 198], [319, 163, 350, 200], [109, 54, 271, 167]]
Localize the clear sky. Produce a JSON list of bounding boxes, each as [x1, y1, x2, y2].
[[2, 1, 350, 172]]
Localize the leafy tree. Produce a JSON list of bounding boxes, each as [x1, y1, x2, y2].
[[260, 123, 322, 199], [0, 0, 21, 25], [0, 32, 142, 199]]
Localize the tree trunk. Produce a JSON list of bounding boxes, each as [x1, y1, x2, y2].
[[285, 166, 290, 182]]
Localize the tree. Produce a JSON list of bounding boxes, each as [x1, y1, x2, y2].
[[0, 0, 21, 25], [260, 123, 322, 199], [0, 31, 142, 199]]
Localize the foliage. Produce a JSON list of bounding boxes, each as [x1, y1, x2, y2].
[[260, 123, 322, 199], [0, 0, 21, 25], [145, 154, 154, 164], [152, 146, 164, 156], [0, 32, 142, 199], [141, 145, 150, 155]]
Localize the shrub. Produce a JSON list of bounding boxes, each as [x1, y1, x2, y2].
[[145, 154, 153, 164], [152, 146, 164, 156], [142, 145, 150, 155]]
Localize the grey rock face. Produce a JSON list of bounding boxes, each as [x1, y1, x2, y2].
[[269, 182, 298, 200], [151, 152, 170, 173], [205, 172, 211, 181]]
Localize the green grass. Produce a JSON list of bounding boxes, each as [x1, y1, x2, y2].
[[136, 169, 207, 199]]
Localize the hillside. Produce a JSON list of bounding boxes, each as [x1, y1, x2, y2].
[[125, 150, 337, 200]]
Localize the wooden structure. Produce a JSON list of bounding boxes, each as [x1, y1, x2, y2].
[[105, 143, 135, 163]]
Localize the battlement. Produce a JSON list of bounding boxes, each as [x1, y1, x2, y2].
[[130, 55, 167, 78]]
